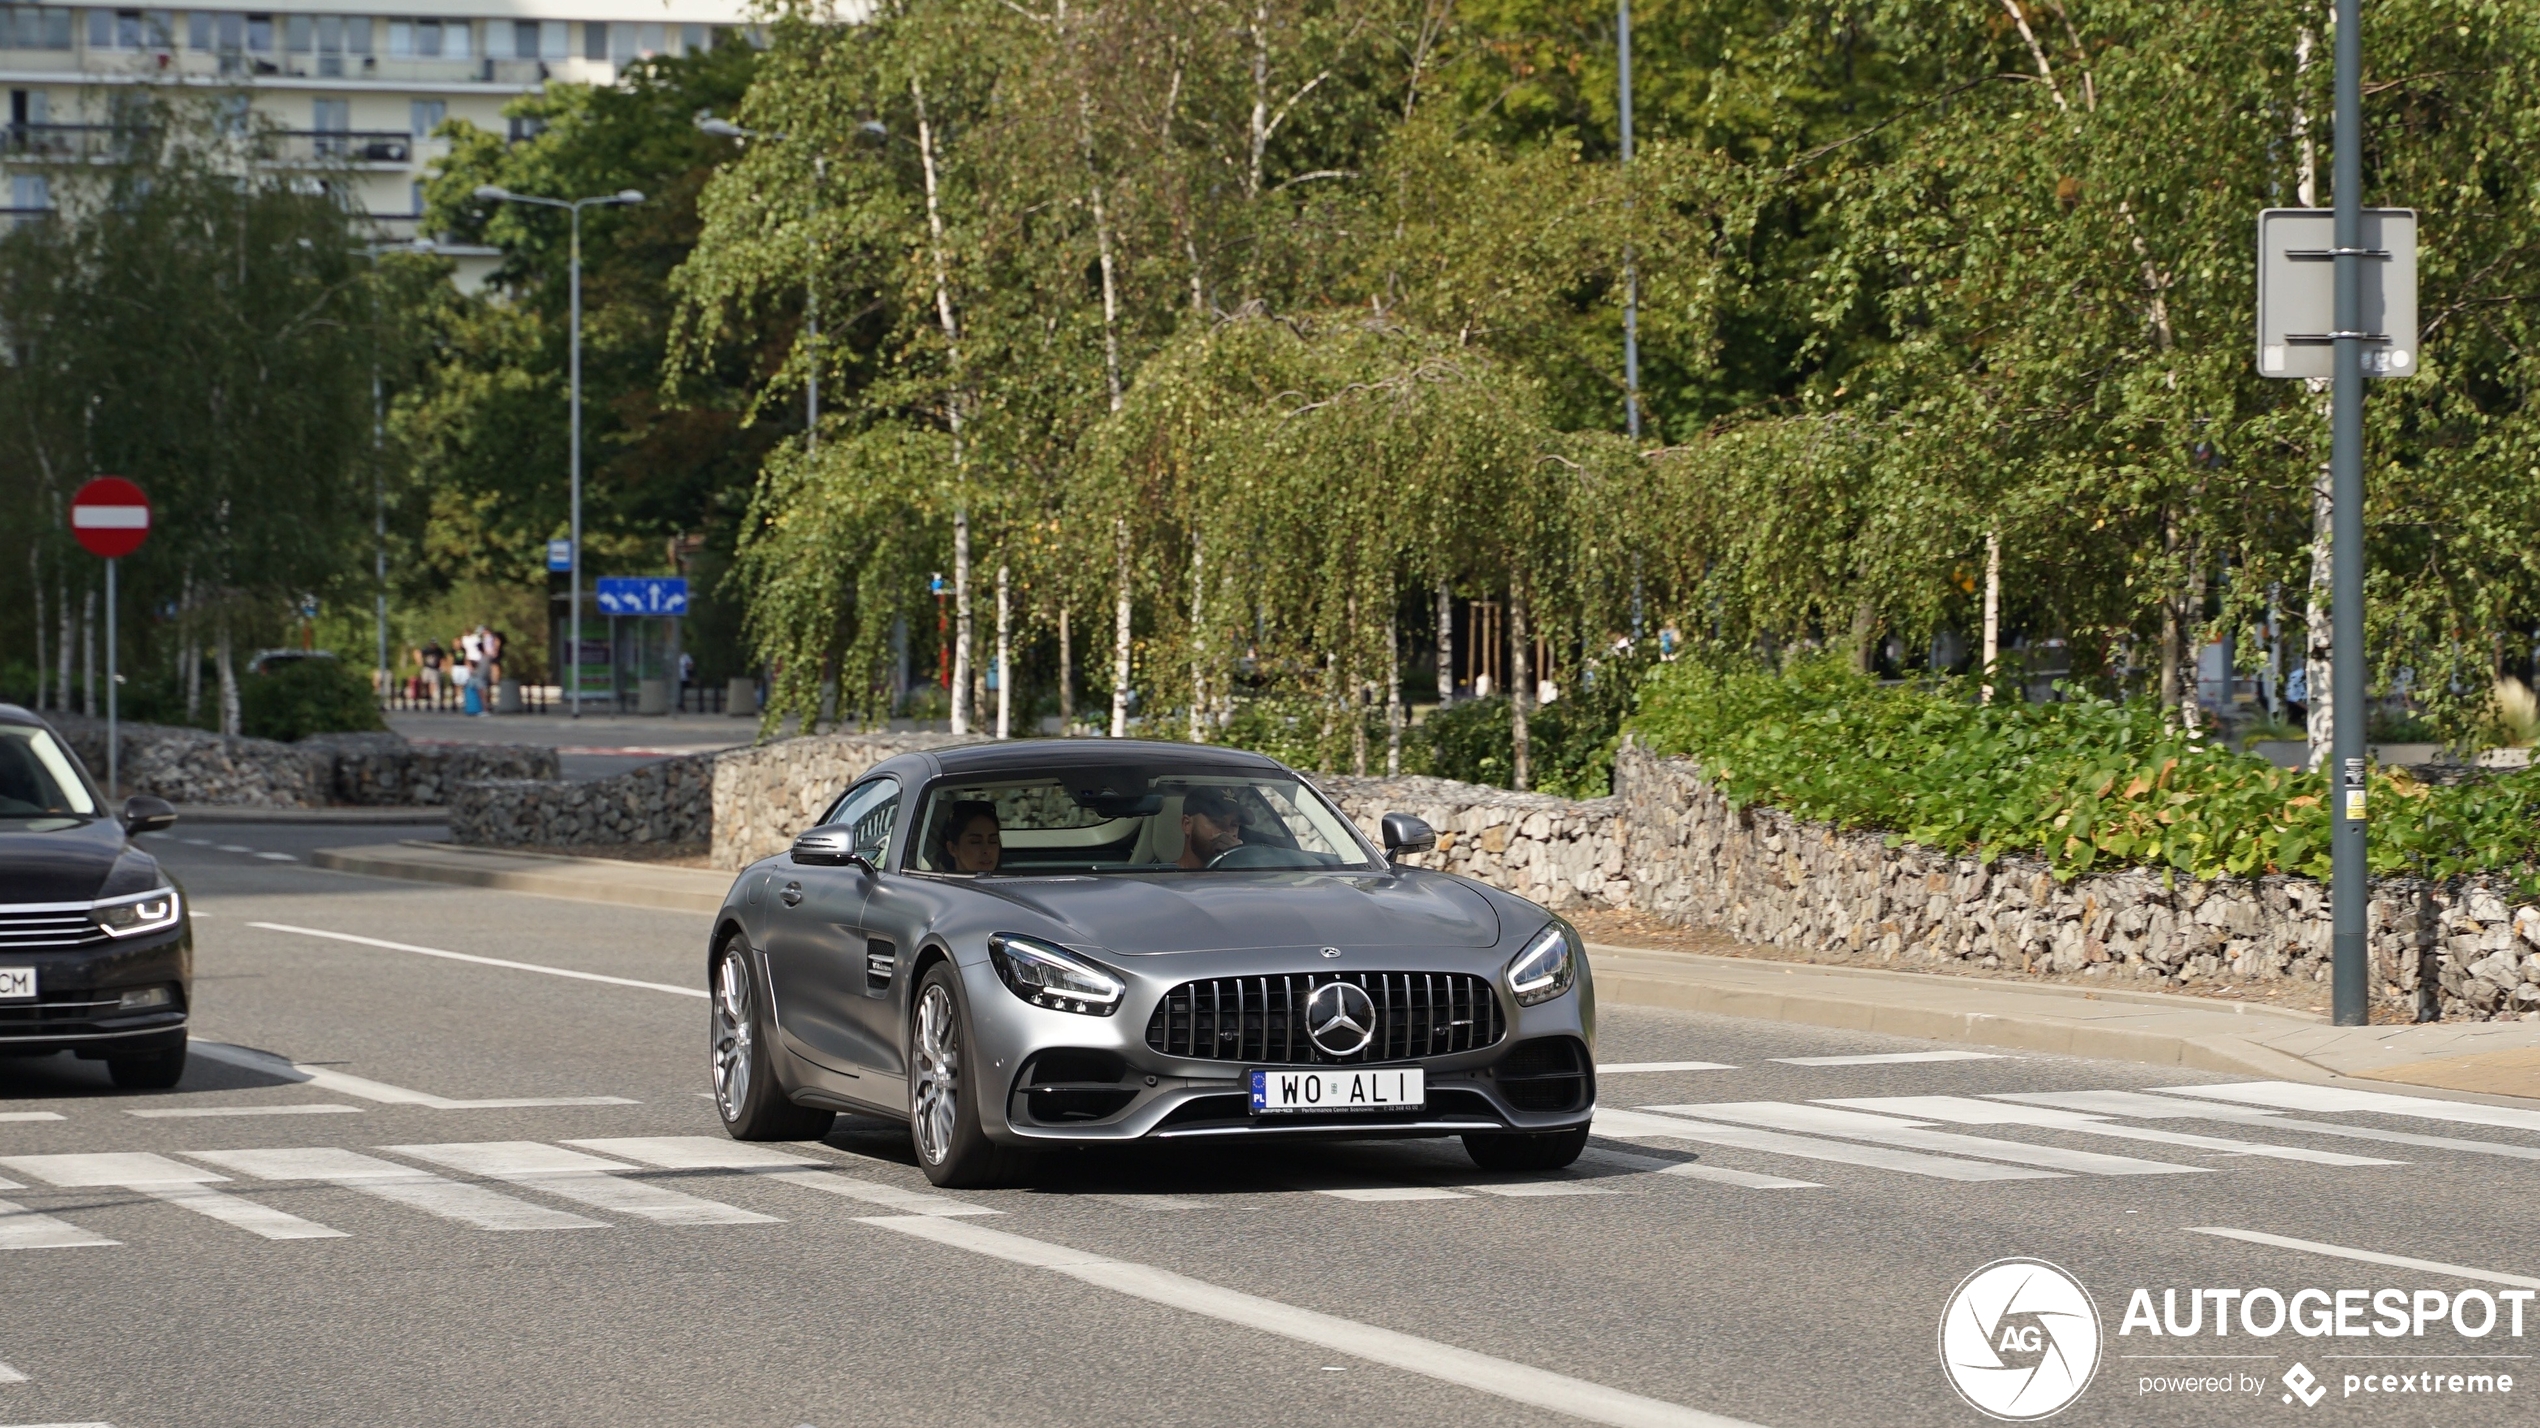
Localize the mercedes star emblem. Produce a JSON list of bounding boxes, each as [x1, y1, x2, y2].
[[1305, 980, 1377, 1057], [1319, 947, 1342, 959]]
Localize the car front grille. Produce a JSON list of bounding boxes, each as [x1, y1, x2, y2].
[[0, 906, 104, 951], [1145, 972, 1506, 1065], [0, 990, 141, 1037]]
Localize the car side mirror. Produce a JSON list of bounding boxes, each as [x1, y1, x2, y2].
[[121, 795, 178, 836], [789, 825, 871, 869], [1380, 811, 1436, 859]]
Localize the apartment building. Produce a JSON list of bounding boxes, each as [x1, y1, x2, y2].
[[0, 0, 761, 284]]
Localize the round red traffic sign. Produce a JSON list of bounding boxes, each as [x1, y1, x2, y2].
[[70, 476, 150, 559]]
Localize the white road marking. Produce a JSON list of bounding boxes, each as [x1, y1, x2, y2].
[[2151, 1080, 2540, 1135], [0, 1114, 63, 1124], [180, 837, 211, 846], [189, 1041, 635, 1110], [0, 1362, 21, 1381], [252, 852, 296, 862], [1456, 1179, 1615, 1198], [247, 922, 707, 999], [0, 1198, 118, 1250], [0, 1153, 344, 1241], [385, 1142, 778, 1226], [564, 1136, 996, 1218], [858, 1214, 1768, 1428], [127, 1105, 362, 1119], [1771, 1051, 2006, 1066], [215, 845, 252, 854], [1821, 1096, 2403, 1167], [1078, 1193, 1216, 1210], [1597, 1062, 1739, 1074], [1999, 1090, 2540, 1163], [185, 1147, 606, 1232], [1648, 1102, 2207, 1177], [2187, 1227, 2540, 1291], [1576, 1146, 1823, 1190], [1593, 1107, 2064, 1182], [0, 1421, 115, 1426], [1315, 1185, 1471, 1202]]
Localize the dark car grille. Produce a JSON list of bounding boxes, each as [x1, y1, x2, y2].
[[1146, 972, 1506, 1065], [0, 906, 104, 951], [0, 990, 153, 1037]]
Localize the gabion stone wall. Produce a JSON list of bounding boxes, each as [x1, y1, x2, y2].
[[44, 714, 553, 808]]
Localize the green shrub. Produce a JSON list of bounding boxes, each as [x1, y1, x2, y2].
[[1631, 654, 2540, 889], [240, 657, 386, 742]]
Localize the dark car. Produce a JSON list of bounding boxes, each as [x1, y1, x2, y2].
[[707, 740, 1594, 1187], [0, 705, 189, 1088]]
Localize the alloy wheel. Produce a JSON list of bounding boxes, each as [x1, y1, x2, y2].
[[712, 948, 753, 1121], [911, 981, 960, 1165]]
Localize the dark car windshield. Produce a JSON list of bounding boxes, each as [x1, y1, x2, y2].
[[910, 766, 1374, 876], [0, 725, 98, 818]]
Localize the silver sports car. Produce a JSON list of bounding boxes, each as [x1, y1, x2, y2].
[[706, 740, 1594, 1186]]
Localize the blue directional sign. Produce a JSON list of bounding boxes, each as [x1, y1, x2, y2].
[[546, 538, 574, 572], [595, 576, 689, 616]]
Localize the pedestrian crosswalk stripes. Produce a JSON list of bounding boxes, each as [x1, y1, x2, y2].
[[0, 1077, 2532, 1250]]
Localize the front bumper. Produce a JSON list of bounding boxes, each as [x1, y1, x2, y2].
[[0, 919, 191, 1058], [959, 951, 1594, 1146]]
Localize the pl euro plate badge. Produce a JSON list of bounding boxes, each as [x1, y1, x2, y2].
[[1249, 1067, 1423, 1114], [0, 967, 34, 1000]]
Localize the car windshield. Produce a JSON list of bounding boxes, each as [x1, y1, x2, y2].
[[910, 766, 1374, 876], [0, 725, 97, 818]]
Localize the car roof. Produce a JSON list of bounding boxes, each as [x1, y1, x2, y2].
[[922, 738, 1288, 778], [0, 703, 44, 728]]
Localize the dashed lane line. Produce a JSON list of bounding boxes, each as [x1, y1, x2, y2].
[[246, 922, 706, 999], [1995, 1090, 2540, 1163], [1819, 1096, 2404, 1167], [1315, 1186, 1470, 1202], [858, 1213, 1773, 1428], [1647, 1102, 2208, 1177], [128, 1105, 363, 1119], [0, 1186, 118, 1250], [0, 1115, 63, 1124], [1598, 1062, 1738, 1074], [0, 1154, 344, 1242], [2151, 1080, 2540, 1135], [2187, 1227, 2540, 1292], [1770, 1051, 2006, 1067], [1593, 1107, 2064, 1183], [185, 1147, 607, 1232], [385, 1142, 779, 1226], [189, 1041, 635, 1111]]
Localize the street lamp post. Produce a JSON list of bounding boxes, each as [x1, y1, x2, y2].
[[695, 112, 822, 455], [473, 184, 644, 718]]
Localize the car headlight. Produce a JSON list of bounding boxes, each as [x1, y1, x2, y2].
[[988, 934, 1125, 1017], [1506, 921, 1577, 1006], [94, 887, 180, 938]]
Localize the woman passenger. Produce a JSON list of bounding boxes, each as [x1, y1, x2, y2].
[[938, 800, 1002, 874]]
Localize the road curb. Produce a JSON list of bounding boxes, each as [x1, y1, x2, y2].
[[310, 843, 729, 915]]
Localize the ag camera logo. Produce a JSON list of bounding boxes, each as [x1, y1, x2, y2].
[[1940, 1258, 2103, 1420]]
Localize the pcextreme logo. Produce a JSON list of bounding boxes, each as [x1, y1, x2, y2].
[[1939, 1258, 2104, 1421]]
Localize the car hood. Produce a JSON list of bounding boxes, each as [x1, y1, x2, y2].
[[0, 817, 129, 904], [967, 870, 1503, 954]]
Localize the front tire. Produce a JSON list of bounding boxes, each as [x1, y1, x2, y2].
[[712, 938, 834, 1141], [107, 1042, 186, 1091], [1462, 1124, 1590, 1172], [908, 963, 1030, 1188]]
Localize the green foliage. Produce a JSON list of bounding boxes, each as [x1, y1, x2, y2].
[[1633, 657, 2540, 889], [1416, 696, 1621, 799], [239, 659, 388, 743]]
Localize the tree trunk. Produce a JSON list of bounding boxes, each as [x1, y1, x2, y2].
[[28, 547, 44, 713], [1348, 593, 1367, 777], [81, 584, 95, 717], [2180, 544, 2207, 733], [181, 569, 201, 724], [995, 563, 1011, 740], [56, 572, 72, 712], [216, 610, 241, 737], [2306, 460, 2335, 771], [1509, 585, 1533, 792], [951, 508, 971, 735], [1386, 608, 1403, 776], [1109, 518, 1132, 738], [1057, 605, 1073, 730], [1981, 531, 2001, 704], [1188, 531, 1206, 743], [1435, 581, 1454, 709], [2158, 510, 2183, 712], [1849, 597, 1878, 676]]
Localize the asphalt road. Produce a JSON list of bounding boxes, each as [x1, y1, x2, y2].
[[3, 822, 2534, 1428]]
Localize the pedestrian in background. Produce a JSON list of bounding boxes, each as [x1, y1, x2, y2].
[[418, 640, 447, 709]]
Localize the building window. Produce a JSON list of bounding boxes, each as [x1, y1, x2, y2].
[[246, 13, 271, 52], [409, 179, 423, 216], [285, 13, 310, 51], [539, 19, 564, 58], [443, 18, 468, 58], [5, 6, 72, 50], [582, 20, 604, 60], [409, 98, 442, 137], [12, 174, 49, 210], [10, 87, 47, 126], [312, 97, 347, 131]]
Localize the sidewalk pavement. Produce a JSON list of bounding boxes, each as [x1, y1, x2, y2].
[[308, 840, 2540, 1106]]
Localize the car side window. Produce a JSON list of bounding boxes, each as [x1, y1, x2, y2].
[[833, 778, 901, 868]]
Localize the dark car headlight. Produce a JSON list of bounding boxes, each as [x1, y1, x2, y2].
[[1506, 921, 1577, 1006], [988, 934, 1125, 1016], [94, 887, 181, 938]]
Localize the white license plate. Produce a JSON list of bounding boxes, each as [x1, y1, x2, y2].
[[1249, 1067, 1423, 1114], [0, 967, 33, 1001]]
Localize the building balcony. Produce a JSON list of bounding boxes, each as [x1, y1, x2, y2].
[[2, 123, 416, 169]]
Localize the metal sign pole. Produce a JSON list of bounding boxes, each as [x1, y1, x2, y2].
[[105, 556, 117, 799], [2329, 0, 2369, 1027]]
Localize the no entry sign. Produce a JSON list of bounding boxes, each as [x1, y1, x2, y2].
[[70, 476, 150, 559]]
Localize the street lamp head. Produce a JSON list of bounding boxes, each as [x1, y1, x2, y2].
[[473, 184, 511, 203], [857, 120, 888, 139], [694, 110, 750, 139], [613, 189, 645, 205]]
